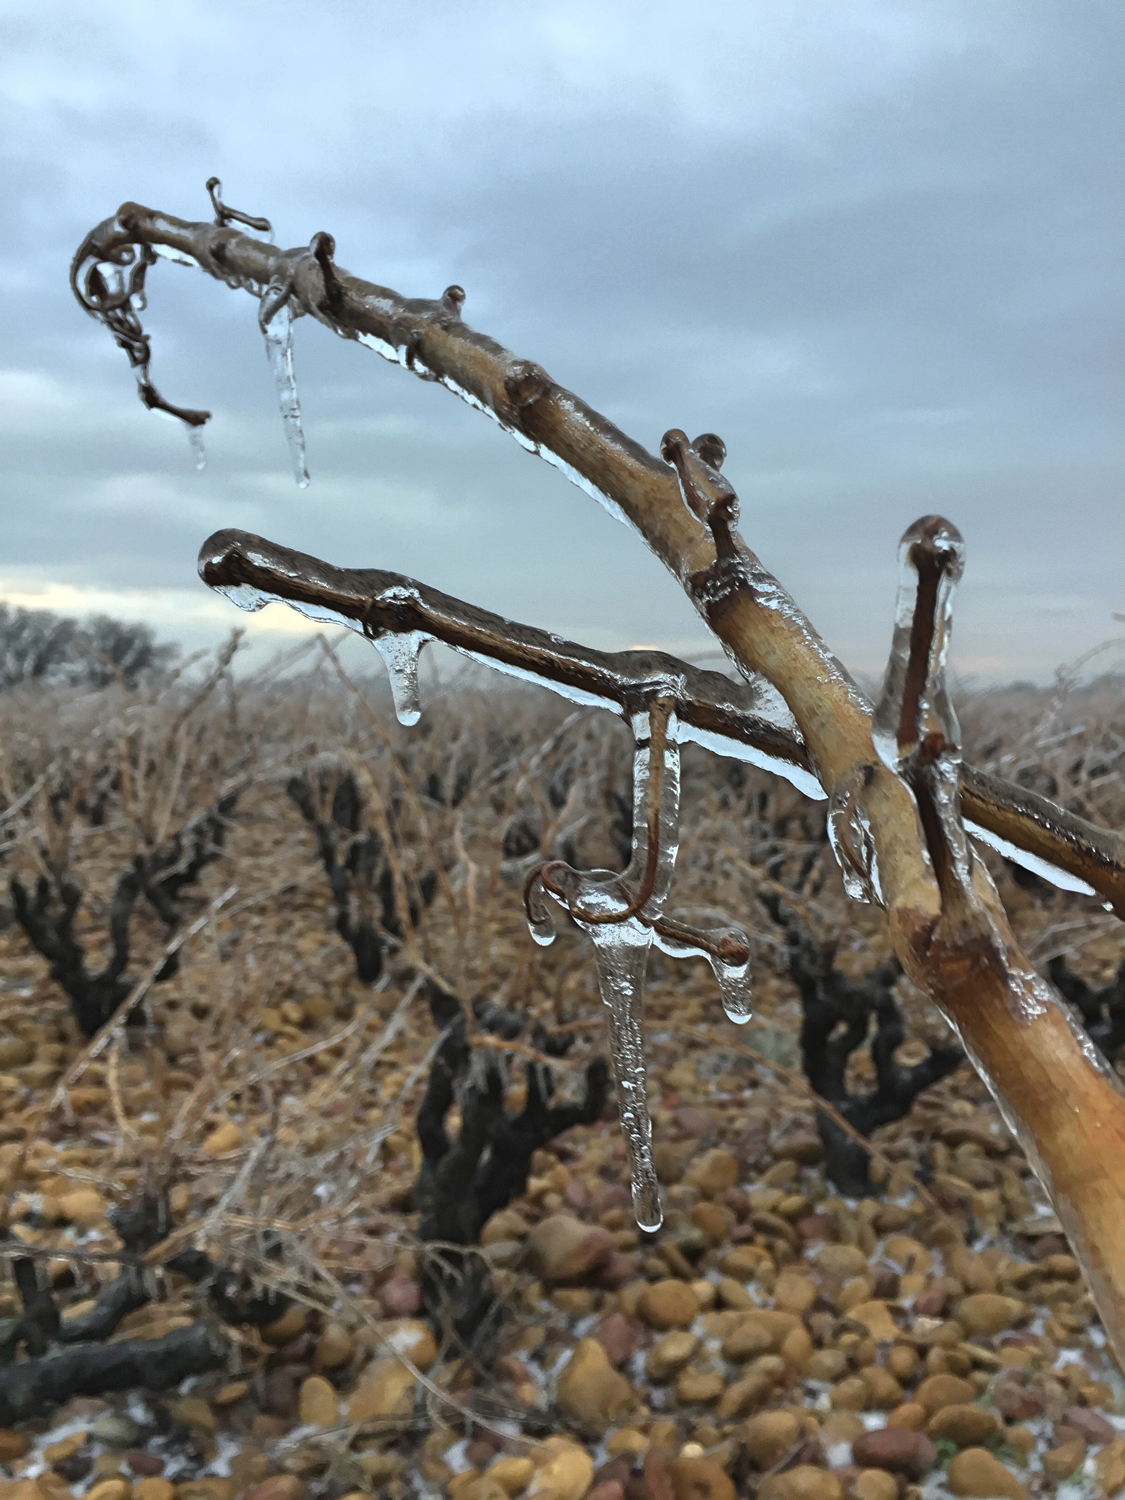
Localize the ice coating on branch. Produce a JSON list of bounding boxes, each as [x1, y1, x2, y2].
[[260, 290, 310, 488], [680, 723, 825, 800], [370, 632, 431, 727], [872, 516, 965, 776], [827, 762, 886, 905], [964, 819, 1097, 896], [873, 516, 971, 892]]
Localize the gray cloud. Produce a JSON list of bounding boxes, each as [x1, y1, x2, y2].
[[1, 0, 1121, 680]]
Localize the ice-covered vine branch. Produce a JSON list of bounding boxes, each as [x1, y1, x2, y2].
[[78, 183, 1125, 1365], [72, 191, 1125, 916]]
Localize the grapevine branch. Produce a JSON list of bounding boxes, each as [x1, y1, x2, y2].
[[75, 189, 1125, 1366], [197, 527, 1125, 913], [72, 200, 1125, 915]]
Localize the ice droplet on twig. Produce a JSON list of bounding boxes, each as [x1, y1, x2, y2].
[[260, 291, 309, 488], [652, 912, 753, 1023], [523, 869, 557, 946], [371, 631, 430, 727]]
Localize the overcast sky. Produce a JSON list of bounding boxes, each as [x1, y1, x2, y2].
[[2, 0, 1122, 686]]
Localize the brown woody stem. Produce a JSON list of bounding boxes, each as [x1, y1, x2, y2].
[[78, 194, 1125, 1365]]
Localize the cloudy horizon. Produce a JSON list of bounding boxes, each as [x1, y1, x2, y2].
[[3, 0, 1122, 689]]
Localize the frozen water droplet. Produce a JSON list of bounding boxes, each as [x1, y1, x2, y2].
[[372, 631, 429, 726], [653, 910, 754, 1023], [260, 294, 310, 487], [524, 871, 557, 947], [715, 948, 753, 1023], [827, 762, 884, 904], [186, 424, 206, 470]]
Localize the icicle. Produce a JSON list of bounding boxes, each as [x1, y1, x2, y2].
[[585, 919, 662, 1230], [530, 700, 682, 1230], [827, 761, 885, 905], [186, 423, 206, 470], [371, 631, 431, 727], [517, 699, 760, 1217], [259, 287, 309, 487]]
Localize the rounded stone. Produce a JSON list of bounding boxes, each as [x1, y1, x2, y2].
[[243, 1479, 306, 1500], [947, 1449, 1027, 1500], [133, 1481, 175, 1500], [556, 1338, 635, 1432], [91, 1415, 140, 1448], [313, 1322, 353, 1369], [84, 1483, 130, 1500], [852, 1428, 938, 1480], [815, 1245, 869, 1280], [830, 1377, 869, 1412], [741, 1410, 801, 1468], [670, 1455, 737, 1500], [638, 1279, 700, 1329], [528, 1213, 614, 1282], [297, 1375, 338, 1427], [758, 1465, 843, 1500], [954, 1295, 1024, 1337], [774, 1272, 817, 1316], [485, 1457, 535, 1496], [852, 1471, 899, 1500], [646, 1331, 701, 1383], [687, 1150, 740, 1197], [914, 1373, 976, 1416], [927, 1404, 1002, 1448], [674, 1366, 727, 1405], [0, 1430, 30, 1462], [1043, 1439, 1086, 1482], [526, 1439, 594, 1500]]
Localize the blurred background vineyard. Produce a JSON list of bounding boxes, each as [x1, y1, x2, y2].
[[0, 624, 1123, 1499]]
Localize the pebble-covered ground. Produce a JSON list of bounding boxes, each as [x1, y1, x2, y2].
[[1, 674, 1122, 1500]]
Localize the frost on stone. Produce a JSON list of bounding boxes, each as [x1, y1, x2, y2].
[[259, 282, 309, 488]]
